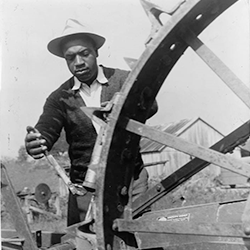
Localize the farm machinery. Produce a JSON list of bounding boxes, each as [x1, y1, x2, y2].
[[2, 0, 250, 249]]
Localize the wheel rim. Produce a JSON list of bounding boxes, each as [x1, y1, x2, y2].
[[92, 0, 249, 249]]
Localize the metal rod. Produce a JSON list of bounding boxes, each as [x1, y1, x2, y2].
[[182, 28, 250, 110], [122, 117, 250, 177], [131, 120, 250, 216]]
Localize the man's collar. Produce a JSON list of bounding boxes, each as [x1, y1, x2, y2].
[[96, 65, 108, 84], [72, 65, 108, 90]]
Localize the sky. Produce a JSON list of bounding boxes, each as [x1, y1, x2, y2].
[[0, 0, 249, 158]]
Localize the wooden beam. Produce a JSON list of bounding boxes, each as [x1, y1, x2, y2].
[[115, 219, 247, 238]]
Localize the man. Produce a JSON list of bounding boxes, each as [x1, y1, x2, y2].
[[25, 19, 157, 226]]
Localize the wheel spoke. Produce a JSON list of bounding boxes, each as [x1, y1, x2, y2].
[[120, 117, 250, 177], [132, 120, 250, 217], [181, 28, 250, 109]]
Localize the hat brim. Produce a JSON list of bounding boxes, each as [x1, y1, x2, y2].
[[47, 32, 106, 58]]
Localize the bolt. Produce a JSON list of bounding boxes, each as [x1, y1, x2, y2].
[[117, 204, 124, 212], [160, 54, 172, 67], [112, 221, 118, 231], [156, 184, 162, 192], [104, 205, 109, 214], [125, 135, 131, 145], [138, 87, 152, 110], [210, 5, 219, 15], [121, 148, 132, 161], [244, 226, 250, 236], [120, 186, 128, 196]]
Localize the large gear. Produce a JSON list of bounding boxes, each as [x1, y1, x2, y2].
[[87, 0, 250, 249]]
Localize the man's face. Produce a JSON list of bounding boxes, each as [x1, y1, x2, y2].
[[62, 37, 98, 83]]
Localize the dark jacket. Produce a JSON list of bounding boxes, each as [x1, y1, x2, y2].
[[35, 65, 158, 225], [36, 66, 131, 182]]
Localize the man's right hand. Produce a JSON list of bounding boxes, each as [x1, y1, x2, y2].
[[25, 126, 47, 159]]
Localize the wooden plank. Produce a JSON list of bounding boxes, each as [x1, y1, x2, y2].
[[115, 219, 247, 238], [2, 242, 23, 250], [1, 229, 65, 249], [134, 233, 250, 250]]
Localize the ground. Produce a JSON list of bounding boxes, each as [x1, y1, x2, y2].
[[1, 156, 249, 234]]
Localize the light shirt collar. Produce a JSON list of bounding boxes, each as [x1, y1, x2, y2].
[[72, 65, 107, 91]]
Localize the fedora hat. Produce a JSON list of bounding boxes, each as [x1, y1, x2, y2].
[[47, 19, 106, 58]]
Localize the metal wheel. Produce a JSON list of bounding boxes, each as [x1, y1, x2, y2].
[[89, 0, 250, 249]]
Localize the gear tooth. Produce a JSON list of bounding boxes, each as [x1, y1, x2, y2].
[[140, 0, 186, 46], [140, 0, 165, 46], [140, 0, 163, 27], [124, 57, 138, 70]]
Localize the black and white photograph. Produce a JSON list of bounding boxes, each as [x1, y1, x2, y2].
[[1, 0, 250, 249]]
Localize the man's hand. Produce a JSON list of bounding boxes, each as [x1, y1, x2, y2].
[[25, 126, 47, 159], [101, 101, 110, 108]]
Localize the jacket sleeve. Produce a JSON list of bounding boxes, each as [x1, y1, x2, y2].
[[35, 92, 65, 151]]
